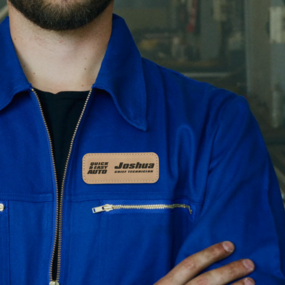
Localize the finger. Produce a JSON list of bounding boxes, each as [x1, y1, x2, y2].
[[231, 277, 255, 285], [154, 241, 235, 285], [188, 259, 255, 285]]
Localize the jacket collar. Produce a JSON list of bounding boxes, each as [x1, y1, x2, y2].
[[93, 14, 147, 131], [0, 14, 147, 131], [0, 16, 32, 109]]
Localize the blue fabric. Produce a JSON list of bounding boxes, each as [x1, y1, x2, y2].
[[0, 13, 285, 285]]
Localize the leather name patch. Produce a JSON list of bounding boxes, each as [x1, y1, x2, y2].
[[82, 153, 159, 184]]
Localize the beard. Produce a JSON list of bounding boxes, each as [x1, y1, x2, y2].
[[8, 0, 113, 31]]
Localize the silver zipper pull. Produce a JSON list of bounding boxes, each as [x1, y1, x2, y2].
[[92, 204, 114, 213], [0, 203, 5, 212]]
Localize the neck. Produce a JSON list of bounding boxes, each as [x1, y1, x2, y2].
[[7, 1, 114, 94]]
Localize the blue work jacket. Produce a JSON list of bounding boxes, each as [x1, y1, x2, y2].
[[0, 13, 285, 285]]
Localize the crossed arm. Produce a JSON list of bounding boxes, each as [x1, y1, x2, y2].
[[155, 241, 255, 285], [156, 94, 285, 285]]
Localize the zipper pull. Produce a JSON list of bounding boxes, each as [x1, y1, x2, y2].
[[49, 281, 59, 285], [92, 204, 114, 213]]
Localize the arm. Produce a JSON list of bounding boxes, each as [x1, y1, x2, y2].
[[173, 93, 285, 284]]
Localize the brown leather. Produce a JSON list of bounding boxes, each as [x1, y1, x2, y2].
[[82, 153, 159, 184]]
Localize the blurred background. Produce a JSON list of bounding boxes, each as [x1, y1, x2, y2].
[[117, 0, 285, 208], [0, 0, 285, 207]]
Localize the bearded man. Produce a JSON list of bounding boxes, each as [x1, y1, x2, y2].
[[0, 0, 284, 284]]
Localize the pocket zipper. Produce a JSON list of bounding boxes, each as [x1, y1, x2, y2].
[[92, 204, 192, 215]]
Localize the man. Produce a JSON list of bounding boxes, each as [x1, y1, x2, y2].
[[0, 0, 284, 284]]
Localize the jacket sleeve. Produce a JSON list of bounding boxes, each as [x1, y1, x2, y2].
[[175, 93, 285, 284]]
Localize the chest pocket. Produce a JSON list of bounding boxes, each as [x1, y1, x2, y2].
[[0, 201, 10, 285], [66, 198, 197, 285], [95, 199, 195, 284]]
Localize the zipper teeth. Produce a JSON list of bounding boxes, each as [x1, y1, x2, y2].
[[114, 204, 192, 214], [31, 89, 60, 283], [94, 204, 192, 214], [32, 87, 93, 283], [55, 88, 93, 282]]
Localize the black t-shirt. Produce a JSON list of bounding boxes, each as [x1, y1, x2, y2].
[[35, 88, 89, 280], [35, 88, 89, 193]]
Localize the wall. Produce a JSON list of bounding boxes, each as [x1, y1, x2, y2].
[[114, 0, 170, 31], [0, 0, 6, 9], [245, 0, 271, 104], [113, 8, 169, 31], [270, 0, 285, 94], [200, 0, 221, 60], [246, 0, 285, 109]]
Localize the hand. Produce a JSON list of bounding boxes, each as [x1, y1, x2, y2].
[[154, 241, 255, 285]]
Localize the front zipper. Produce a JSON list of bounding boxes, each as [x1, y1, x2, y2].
[[92, 203, 192, 215], [31, 87, 94, 285]]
